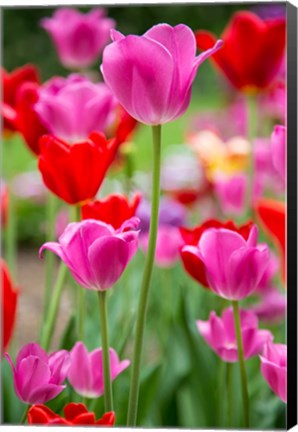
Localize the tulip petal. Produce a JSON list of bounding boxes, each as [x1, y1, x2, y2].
[[68, 342, 93, 398]]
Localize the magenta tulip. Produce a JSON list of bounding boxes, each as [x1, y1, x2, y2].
[[260, 342, 287, 402], [41, 8, 115, 69], [197, 307, 273, 362], [214, 173, 247, 216], [39, 217, 139, 290], [271, 125, 286, 184], [183, 225, 270, 300], [67, 342, 129, 398], [35, 74, 117, 142], [101, 24, 223, 125], [4, 343, 70, 404]]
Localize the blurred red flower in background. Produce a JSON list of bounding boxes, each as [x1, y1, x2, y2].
[[1, 259, 18, 352]]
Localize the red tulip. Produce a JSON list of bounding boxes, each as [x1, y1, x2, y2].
[[114, 105, 138, 146], [28, 403, 115, 426], [38, 132, 118, 205], [82, 193, 141, 229], [1, 259, 18, 351], [180, 219, 254, 288], [255, 198, 286, 283], [1, 65, 40, 132], [196, 11, 285, 92]]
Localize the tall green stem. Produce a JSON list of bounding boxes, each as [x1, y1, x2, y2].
[[98, 291, 113, 411], [127, 125, 161, 426], [226, 362, 233, 428], [246, 93, 257, 213], [40, 263, 68, 351], [232, 300, 249, 428]]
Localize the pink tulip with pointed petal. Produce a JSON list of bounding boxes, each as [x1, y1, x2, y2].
[[101, 24, 223, 125], [39, 217, 139, 291], [197, 307, 273, 362], [260, 342, 287, 402], [4, 343, 70, 404], [67, 342, 129, 398]]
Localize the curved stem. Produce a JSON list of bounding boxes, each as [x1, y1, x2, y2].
[[232, 300, 249, 428], [40, 263, 68, 351], [127, 125, 161, 426], [98, 291, 113, 412], [19, 405, 30, 424]]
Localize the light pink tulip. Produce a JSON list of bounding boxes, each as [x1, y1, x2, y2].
[[101, 24, 223, 125], [39, 217, 139, 290], [184, 225, 270, 300], [272, 125, 286, 184], [252, 289, 286, 324], [35, 74, 117, 142], [260, 342, 287, 402], [197, 307, 273, 362], [67, 342, 130, 398], [41, 8, 115, 69], [214, 173, 247, 216], [4, 343, 70, 404], [140, 226, 183, 268]]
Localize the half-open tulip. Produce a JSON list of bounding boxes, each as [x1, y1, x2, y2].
[[28, 403, 115, 426], [35, 74, 117, 142], [68, 342, 129, 398], [38, 132, 118, 205], [182, 224, 269, 300], [196, 11, 285, 91], [180, 219, 254, 288], [4, 343, 70, 404], [101, 24, 223, 125], [39, 217, 139, 290], [260, 342, 287, 402], [1, 259, 18, 351], [82, 193, 141, 229], [40, 8, 115, 69], [197, 307, 273, 362]]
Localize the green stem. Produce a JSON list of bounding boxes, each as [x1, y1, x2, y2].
[[124, 147, 134, 195], [40, 263, 68, 351], [43, 194, 58, 317], [127, 125, 162, 426], [232, 300, 249, 428], [246, 93, 257, 214], [19, 405, 29, 424], [98, 291, 113, 412], [226, 362, 233, 428]]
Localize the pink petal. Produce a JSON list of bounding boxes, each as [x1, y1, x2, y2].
[[68, 342, 92, 398], [48, 350, 70, 384]]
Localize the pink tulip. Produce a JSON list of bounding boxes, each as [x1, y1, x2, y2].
[[139, 226, 183, 268], [41, 8, 115, 69], [101, 24, 223, 125], [183, 225, 270, 300], [252, 289, 286, 324], [260, 342, 287, 402], [4, 343, 70, 404], [39, 217, 139, 291], [214, 173, 247, 216], [197, 307, 273, 362], [35, 74, 117, 142], [255, 250, 279, 294], [272, 125, 286, 184], [67, 342, 130, 398]]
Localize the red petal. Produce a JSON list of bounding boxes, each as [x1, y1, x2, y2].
[[28, 405, 60, 424]]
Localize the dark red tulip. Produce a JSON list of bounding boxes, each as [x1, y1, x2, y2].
[[180, 219, 254, 288], [1, 65, 40, 132], [82, 192, 141, 229], [38, 132, 118, 205], [196, 11, 285, 92], [1, 259, 18, 351], [255, 198, 286, 283], [28, 403, 115, 426]]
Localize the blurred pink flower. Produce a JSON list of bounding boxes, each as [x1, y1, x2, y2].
[[12, 171, 48, 204], [259, 80, 286, 124], [101, 24, 222, 125], [214, 173, 247, 216], [255, 250, 279, 294], [55, 209, 69, 239], [39, 217, 139, 291], [183, 225, 270, 300], [197, 307, 273, 362], [5, 343, 70, 404], [68, 342, 129, 398], [252, 289, 286, 324], [140, 225, 183, 268], [35, 74, 117, 142], [260, 342, 287, 402], [41, 8, 115, 69], [272, 125, 286, 184]]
